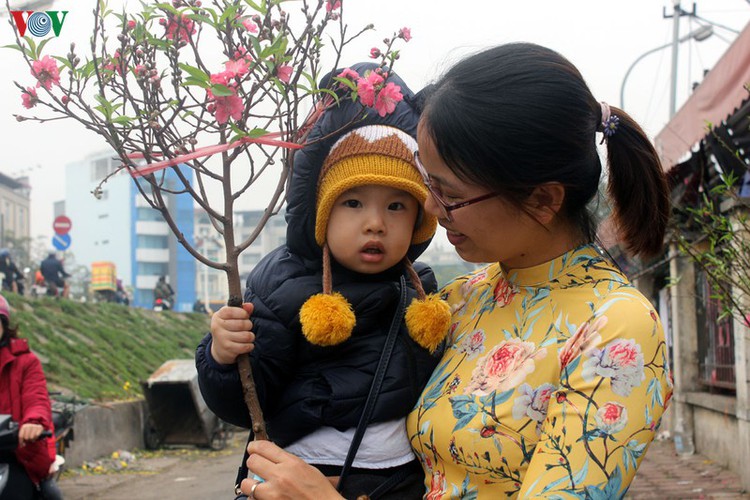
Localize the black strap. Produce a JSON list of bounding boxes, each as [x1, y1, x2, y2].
[[233, 276, 409, 498], [337, 275, 408, 494]]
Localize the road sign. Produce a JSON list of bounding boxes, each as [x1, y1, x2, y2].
[[53, 215, 72, 235], [52, 233, 71, 251]]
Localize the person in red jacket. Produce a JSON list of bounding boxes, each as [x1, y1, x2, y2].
[[0, 293, 54, 499]]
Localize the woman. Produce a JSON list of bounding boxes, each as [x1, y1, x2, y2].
[[238, 43, 672, 499], [0, 293, 55, 500]]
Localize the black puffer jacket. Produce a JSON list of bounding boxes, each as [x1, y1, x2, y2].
[[196, 63, 442, 447]]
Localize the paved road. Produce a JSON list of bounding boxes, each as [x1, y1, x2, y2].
[[59, 434, 748, 499]]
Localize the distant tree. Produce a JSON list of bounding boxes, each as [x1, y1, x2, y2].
[[10, 0, 411, 440]]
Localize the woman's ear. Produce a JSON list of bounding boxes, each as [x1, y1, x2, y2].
[[527, 182, 566, 224]]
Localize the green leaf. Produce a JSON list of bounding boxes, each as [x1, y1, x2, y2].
[[52, 55, 73, 71], [183, 77, 209, 89], [209, 84, 234, 97], [244, 0, 267, 15], [247, 127, 268, 138], [178, 63, 209, 83], [23, 35, 37, 60], [111, 116, 134, 125], [2, 44, 25, 53]]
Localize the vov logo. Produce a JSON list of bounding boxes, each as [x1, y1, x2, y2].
[[10, 10, 68, 37]]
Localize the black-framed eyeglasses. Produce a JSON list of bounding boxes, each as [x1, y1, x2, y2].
[[414, 152, 499, 222]]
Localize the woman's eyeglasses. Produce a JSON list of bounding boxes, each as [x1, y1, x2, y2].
[[414, 152, 498, 222]]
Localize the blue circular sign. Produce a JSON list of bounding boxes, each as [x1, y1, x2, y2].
[[52, 233, 71, 251], [27, 12, 51, 37]]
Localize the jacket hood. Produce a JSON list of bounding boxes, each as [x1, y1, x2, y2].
[[285, 62, 430, 264]]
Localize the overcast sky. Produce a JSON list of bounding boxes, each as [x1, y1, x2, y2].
[[1, 0, 748, 245]]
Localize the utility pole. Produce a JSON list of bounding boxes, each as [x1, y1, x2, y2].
[[665, 1, 698, 118]]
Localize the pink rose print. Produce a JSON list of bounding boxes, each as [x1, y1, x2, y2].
[[464, 338, 547, 396], [595, 401, 628, 435], [493, 277, 517, 307], [425, 470, 447, 500], [455, 329, 485, 360], [559, 316, 606, 370], [460, 270, 487, 297], [582, 338, 645, 397], [511, 383, 556, 422]]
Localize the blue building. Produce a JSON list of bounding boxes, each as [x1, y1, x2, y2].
[[65, 152, 196, 310]]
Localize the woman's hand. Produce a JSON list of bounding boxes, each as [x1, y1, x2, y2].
[[241, 440, 343, 500], [18, 422, 44, 447], [209, 303, 256, 365]]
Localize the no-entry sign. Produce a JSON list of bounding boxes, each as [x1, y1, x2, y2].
[[53, 215, 72, 236]]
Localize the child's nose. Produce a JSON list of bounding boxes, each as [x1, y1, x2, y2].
[[364, 209, 386, 234]]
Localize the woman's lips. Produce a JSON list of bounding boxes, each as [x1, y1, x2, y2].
[[446, 230, 467, 247]]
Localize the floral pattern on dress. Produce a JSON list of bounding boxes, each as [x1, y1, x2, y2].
[[407, 244, 672, 499]]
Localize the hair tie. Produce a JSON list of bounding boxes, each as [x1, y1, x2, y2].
[[599, 101, 619, 144]]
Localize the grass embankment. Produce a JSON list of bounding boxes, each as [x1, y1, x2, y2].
[[6, 294, 211, 401]]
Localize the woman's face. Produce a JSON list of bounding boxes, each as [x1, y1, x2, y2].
[[416, 122, 539, 267]]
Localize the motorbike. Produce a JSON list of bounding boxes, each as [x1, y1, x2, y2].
[[0, 414, 53, 498], [153, 297, 173, 311]]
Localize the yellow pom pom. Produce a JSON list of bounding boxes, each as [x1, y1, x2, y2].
[[300, 292, 356, 346], [405, 294, 451, 353]]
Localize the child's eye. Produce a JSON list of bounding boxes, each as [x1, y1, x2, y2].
[[388, 202, 406, 211], [342, 199, 361, 208]]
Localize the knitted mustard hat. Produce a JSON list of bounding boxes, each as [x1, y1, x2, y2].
[[299, 125, 450, 352], [314, 125, 437, 246]]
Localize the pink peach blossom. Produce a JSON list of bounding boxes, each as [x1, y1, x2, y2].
[[127, 20, 136, 30], [224, 59, 249, 78], [276, 64, 293, 84], [337, 68, 359, 81], [213, 93, 243, 124], [21, 87, 38, 109], [242, 18, 258, 33], [356, 71, 383, 107], [31, 55, 60, 90], [369, 47, 381, 59], [374, 81, 402, 117], [326, 0, 341, 12], [399, 27, 412, 42], [163, 13, 195, 43]]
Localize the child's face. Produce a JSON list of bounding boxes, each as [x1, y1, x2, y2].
[[327, 184, 419, 274]]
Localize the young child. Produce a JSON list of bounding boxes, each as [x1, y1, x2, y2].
[[197, 70, 451, 499]]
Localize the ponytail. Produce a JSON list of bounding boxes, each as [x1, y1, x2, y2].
[[603, 106, 670, 258]]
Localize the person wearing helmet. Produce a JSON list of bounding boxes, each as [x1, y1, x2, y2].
[[0, 250, 24, 296], [0, 293, 58, 499], [39, 253, 70, 299]]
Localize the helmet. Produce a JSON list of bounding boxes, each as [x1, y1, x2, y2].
[[0, 294, 9, 322], [0, 248, 9, 258]]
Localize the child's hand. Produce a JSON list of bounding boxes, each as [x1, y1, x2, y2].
[[209, 303, 256, 365]]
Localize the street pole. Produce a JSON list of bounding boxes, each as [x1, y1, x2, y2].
[[669, 0, 681, 118]]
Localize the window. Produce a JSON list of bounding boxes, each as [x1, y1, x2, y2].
[[137, 235, 169, 249], [136, 207, 163, 222], [696, 269, 736, 392], [91, 157, 116, 182], [137, 262, 168, 275]]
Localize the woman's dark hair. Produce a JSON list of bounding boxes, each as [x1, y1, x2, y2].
[[0, 316, 18, 344], [421, 43, 669, 257]]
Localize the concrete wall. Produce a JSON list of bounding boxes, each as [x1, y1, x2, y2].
[[65, 400, 146, 468], [687, 393, 738, 471]]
